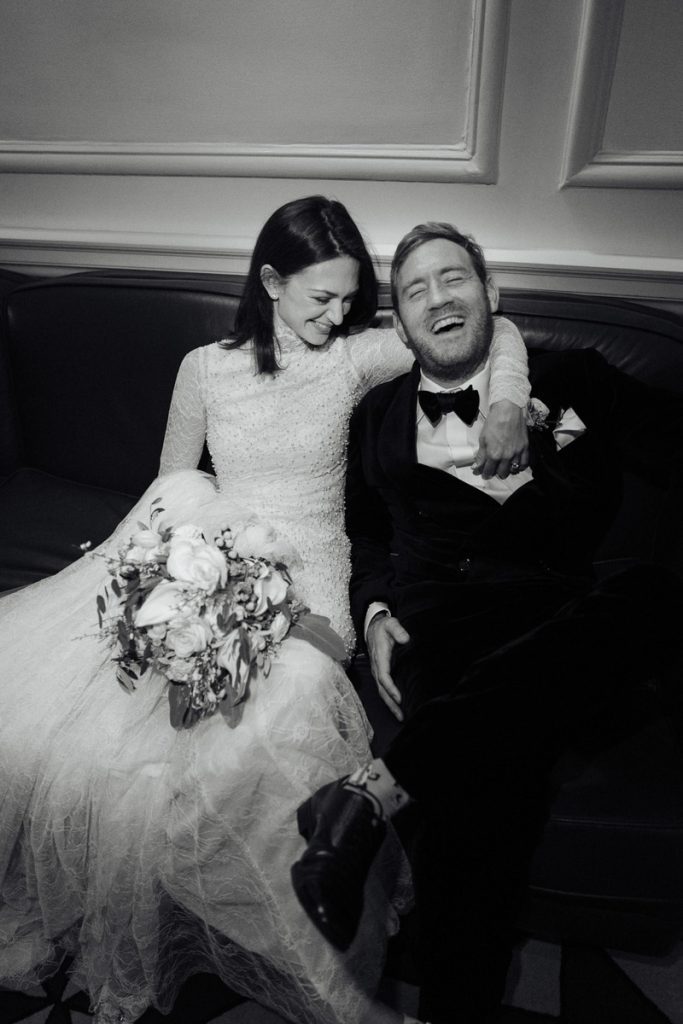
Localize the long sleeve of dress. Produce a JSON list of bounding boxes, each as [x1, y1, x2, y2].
[[346, 316, 530, 406], [159, 348, 207, 474]]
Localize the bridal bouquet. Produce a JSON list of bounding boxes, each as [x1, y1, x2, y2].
[[97, 506, 345, 730]]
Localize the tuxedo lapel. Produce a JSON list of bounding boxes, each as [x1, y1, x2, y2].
[[377, 362, 420, 484], [527, 423, 565, 487]]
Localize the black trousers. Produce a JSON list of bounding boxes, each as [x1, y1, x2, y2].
[[382, 563, 682, 1024]]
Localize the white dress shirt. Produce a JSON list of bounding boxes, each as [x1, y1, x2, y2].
[[417, 361, 534, 504]]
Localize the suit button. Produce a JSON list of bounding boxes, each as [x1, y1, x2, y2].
[[458, 557, 471, 575]]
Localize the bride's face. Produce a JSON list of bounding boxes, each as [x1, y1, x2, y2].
[[262, 255, 360, 347]]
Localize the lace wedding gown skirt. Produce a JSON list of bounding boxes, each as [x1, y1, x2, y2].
[[0, 471, 407, 1024]]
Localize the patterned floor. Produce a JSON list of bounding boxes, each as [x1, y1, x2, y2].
[[2, 938, 681, 1024]]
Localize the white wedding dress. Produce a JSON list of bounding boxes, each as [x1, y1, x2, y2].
[[0, 318, 527, 1023]]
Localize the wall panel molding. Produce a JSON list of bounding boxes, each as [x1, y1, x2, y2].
[[560, 0, 683, 189], [2, 228, 681, 310], [0, 0, 509, 184]]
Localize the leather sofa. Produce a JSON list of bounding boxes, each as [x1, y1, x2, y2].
[[1, 267, 682, 960], [0, 270, 242, 589]]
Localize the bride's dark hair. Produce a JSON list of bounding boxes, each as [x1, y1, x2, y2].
[[224, 195, 378, 374]]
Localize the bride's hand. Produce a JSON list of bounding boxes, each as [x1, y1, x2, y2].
[[473, 398, 529, 479]]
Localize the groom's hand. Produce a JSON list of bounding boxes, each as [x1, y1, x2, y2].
[[473, 399, 529, 479], [367, 614, 410, 721]]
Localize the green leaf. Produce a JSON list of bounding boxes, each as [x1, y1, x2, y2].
[[289, 613, 347, 662], [111, 578, 121, 597], [168, 682, 197, 731], [274, 562, 292, 584], [219, 686, 246, 728], [116, 665, 136, 693]]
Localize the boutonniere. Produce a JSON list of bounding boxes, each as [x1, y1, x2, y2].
[[526, 397, 558, 432]]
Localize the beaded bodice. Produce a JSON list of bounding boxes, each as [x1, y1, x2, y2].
[[159, 323, 416, 650]]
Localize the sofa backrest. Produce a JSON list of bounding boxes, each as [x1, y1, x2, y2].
[[374, 287, 683, 391], [2, 269, 683, 522], [3, 273, 242, 494], [499, 291, 683, 392]]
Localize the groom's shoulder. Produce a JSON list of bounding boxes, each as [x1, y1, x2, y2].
[[354, 370, 411, 419], [529, 346, 607, 372], [528, 346, 609, 387]]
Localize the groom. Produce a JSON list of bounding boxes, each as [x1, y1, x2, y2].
[[291, 222, 683, 1023]]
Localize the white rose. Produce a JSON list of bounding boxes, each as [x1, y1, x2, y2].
[[216, 631, 252, 691], [166, 537, 227, 593], [126, 527, 167, 564], [165, 619, 211, 659], [231, 521, 278, 560], [146, 622, 168, 644], [252, 568, 289, 616], [269, 611, 290, 644], [231, 520, 302, 571], [135, 580, 186, 627]]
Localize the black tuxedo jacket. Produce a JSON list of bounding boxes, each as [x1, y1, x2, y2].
[[346, 348, 683, 642]]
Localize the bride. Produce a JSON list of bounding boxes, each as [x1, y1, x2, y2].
[[0, 196, 530, 1024]]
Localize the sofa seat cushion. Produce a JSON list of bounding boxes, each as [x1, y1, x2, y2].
[[531, 715, 683, 901], [520, 713, 683, 951], [0, 467, 137, 591]]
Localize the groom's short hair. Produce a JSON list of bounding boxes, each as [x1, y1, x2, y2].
[[390, 223, 490, 308]]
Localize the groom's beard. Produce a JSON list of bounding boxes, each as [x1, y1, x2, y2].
[[402, 301, 495, 386]]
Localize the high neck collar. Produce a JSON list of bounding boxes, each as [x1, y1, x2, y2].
[[273, 310, 306, 353]]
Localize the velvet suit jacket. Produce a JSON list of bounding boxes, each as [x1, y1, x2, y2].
[[346, 348, 683, 643]]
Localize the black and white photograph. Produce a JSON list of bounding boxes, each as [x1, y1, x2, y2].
[[0, 2, 682, 1022]]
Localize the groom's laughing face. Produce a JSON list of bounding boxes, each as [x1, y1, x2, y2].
[[393, 238, 498, 384]]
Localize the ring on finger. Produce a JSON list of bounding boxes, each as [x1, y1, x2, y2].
[[510, 460, 521, 473]]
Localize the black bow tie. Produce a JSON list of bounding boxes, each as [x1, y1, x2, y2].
[[418, 386, 480, 426]]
